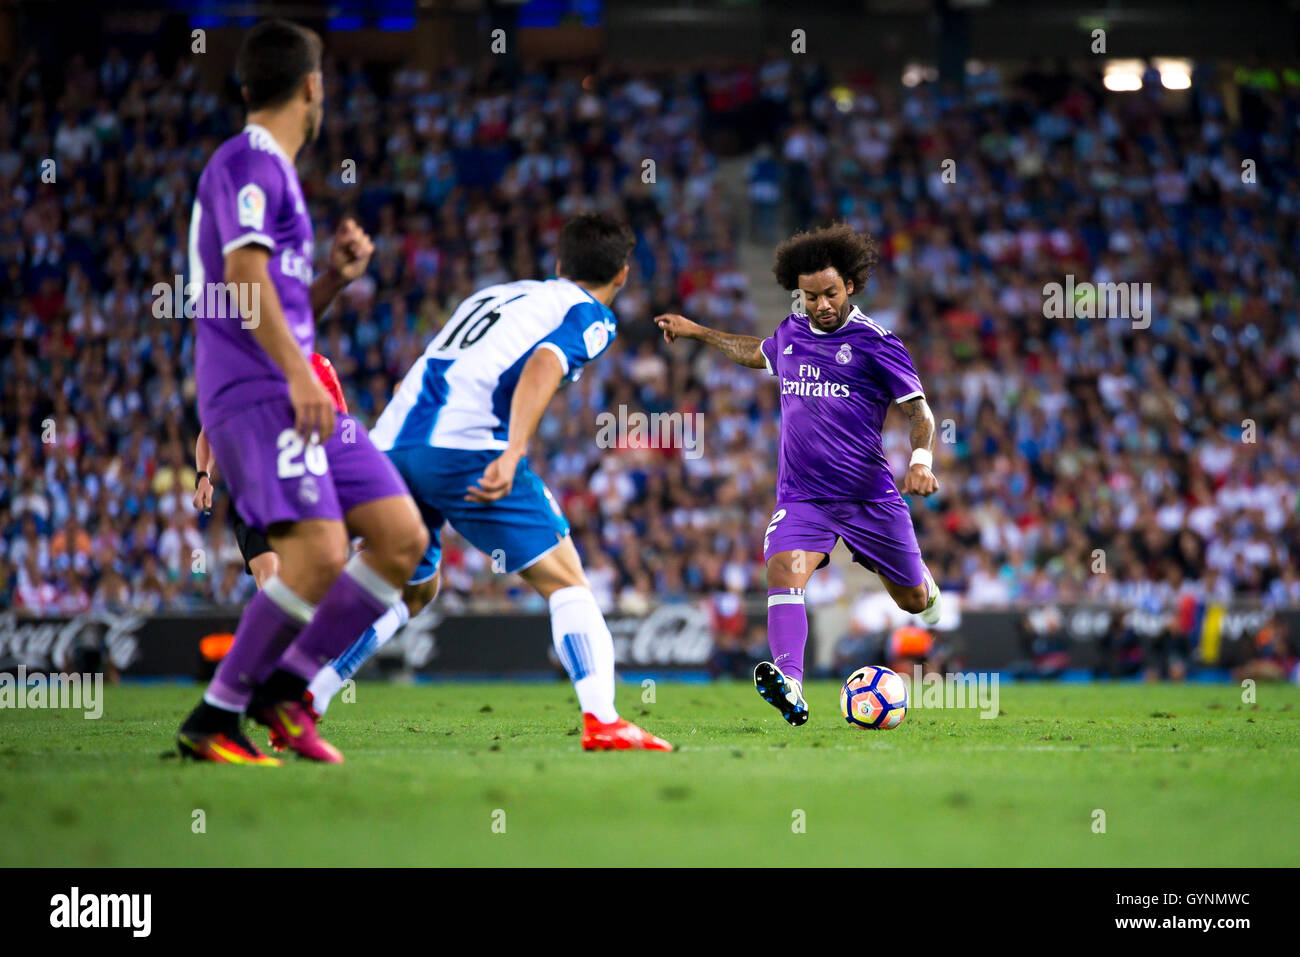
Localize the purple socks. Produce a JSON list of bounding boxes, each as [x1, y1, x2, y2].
[[277, 557, 401, 682], [204, 556, 403, 711], [205, 582, 311, 712], [767, 587, 808, 683]]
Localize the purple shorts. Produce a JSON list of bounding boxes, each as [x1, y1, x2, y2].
[[205, 399, 409, 532], [762, 498, 925, 587]]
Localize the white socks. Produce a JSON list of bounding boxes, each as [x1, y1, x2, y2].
[[306, 666, 345, 716], [549, 585, 618, 723], [364, 600, 413, 659]]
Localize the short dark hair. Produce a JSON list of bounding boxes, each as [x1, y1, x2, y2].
[[557, 213, 636, 285], [236, 19, 323, 111], [772, 224, 878, 294]]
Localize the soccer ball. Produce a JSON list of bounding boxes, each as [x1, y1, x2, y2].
[[840, 666, 908, 730]]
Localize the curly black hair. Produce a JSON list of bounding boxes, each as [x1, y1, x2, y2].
[[772, 224, 879, 294]]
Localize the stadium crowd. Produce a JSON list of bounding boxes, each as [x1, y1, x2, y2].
[[2, 46, 1298, 619]]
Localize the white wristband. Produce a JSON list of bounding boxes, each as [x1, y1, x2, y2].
[[909, 448, 933, 470]]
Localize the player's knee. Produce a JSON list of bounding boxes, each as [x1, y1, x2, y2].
[[287, 547, 347, 601], [372, 520, 428, 575], [396, 522, 430, 572], [249, 552, 280, 589], [519, 541, 588, 598], [765, 557, 800, 589], [286, 526, 349, 587], [523, 565, 588, 600], [315, 540, 350, 583]]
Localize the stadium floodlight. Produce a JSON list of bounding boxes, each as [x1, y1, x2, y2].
[[1155, 57, 1193, 90], [1103, 59, 1145, 92]]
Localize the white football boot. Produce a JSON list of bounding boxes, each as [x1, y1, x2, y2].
[[754, 661, 809, 726]]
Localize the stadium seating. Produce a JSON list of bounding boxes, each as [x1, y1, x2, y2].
[[2, 53, 1298, 617]]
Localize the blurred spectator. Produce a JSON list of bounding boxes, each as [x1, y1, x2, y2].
[[2, 49, 1298, 626], [1008, 606, 1071, 680], [1232, 621, 1300, 684]]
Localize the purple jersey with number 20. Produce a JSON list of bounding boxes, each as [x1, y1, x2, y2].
[[188, 123, 407, 530], [758, 307, 928, 586]]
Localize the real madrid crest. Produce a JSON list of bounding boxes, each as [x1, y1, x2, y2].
[[836, 343, 852, 365], [299, 475, 321, 505]]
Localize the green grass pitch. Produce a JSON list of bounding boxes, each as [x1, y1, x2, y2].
[[2, 680, 1298, 867]]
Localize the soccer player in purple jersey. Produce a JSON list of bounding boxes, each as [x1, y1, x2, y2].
[[176, 20, 428, 764], [655, 224, 942, 725]]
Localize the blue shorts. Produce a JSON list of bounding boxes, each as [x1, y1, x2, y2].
[[384, 446, 570, 584]]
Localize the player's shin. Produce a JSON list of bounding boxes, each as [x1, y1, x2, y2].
[[308, 599, 412, 714], [549, 585, 618, 723], [204, 577, 315, 713], [767, 587, 808, 683], [275, 554, 403, 687]]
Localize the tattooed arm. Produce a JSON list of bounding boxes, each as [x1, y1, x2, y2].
[[653, 313, 768, 369], [897, 396, 940, 496]]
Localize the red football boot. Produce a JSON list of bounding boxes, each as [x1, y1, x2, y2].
[[267, 692, 320, 753], [581, 713, 674, 751], [251, 698, 342, 764], [177, 728, 282, 766]]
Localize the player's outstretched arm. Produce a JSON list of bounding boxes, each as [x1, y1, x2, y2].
[[226, 245, 336, 439], [897, 396, 940, 497], [653, 313, 767, 369], [465, 347, 566, 503]]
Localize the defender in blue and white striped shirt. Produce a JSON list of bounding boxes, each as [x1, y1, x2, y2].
[[310, 214, 671, 751]]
